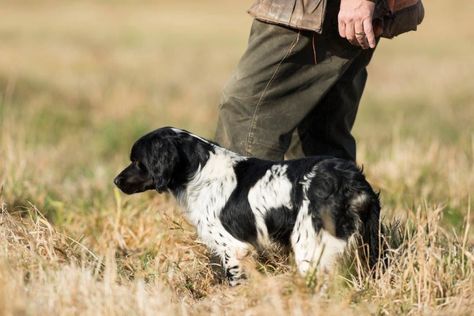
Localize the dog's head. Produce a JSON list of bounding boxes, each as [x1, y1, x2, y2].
[[114, 127, 214, 195]]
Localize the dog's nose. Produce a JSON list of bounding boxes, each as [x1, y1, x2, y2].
[[114, 176, 122, 186]]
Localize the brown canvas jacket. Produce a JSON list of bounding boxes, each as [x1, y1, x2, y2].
[[248, 0, 424, 37], [248, 0, 327, 33]]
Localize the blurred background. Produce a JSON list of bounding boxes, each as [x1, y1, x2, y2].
[[1, 0, 472, 223], [0, 1, 473, 313]]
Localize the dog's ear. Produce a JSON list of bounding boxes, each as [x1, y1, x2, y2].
[[147, 137, 180, 193]]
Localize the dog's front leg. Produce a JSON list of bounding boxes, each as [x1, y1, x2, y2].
[[196, 219, 250, 286], [291, 205, 348, 276], [220, 247, 249, 286]]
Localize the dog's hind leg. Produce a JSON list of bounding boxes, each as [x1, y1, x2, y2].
[[291, 200, 347, 275]]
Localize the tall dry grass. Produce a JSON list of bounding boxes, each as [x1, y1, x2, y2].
[[1, 0, 473, 315], [1, 197, 472, 315]]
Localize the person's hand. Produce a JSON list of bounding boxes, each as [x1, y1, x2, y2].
[[338, 0, 377, 49]]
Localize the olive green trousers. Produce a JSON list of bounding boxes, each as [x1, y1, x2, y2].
[[215, 7, 376, 161]]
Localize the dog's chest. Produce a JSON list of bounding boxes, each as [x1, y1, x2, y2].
[[178, 152, 239, 233]]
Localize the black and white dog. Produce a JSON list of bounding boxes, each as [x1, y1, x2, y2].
[[114, 127, 380, 285]]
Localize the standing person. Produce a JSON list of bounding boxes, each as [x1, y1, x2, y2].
[[215, 0, 423, 161]]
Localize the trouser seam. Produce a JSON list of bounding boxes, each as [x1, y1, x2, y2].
[[245, 31, 301, 156]]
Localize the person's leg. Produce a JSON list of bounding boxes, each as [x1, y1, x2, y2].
[[215, 1, 372, 160], [215, 19, 317, 160], [286, 48, 374, 161]]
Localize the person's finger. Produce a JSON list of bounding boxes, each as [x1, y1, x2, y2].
[[363, 18, 376, 48], [355, 21, 369, 49], [345, 22, 357, 46], [338, 19, 346, 38]]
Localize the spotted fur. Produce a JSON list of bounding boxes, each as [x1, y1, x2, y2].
[[114, 127, 381, 286]]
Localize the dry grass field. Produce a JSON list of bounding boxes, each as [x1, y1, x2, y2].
[[1, 0, 474, 315]]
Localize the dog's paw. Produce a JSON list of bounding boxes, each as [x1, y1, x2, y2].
[[228, 279, 242, 287], [227, 272, 247, 287]]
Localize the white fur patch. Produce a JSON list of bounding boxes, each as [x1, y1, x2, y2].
[[316, 230, 347, 271], [248, 164, 293, 246]]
